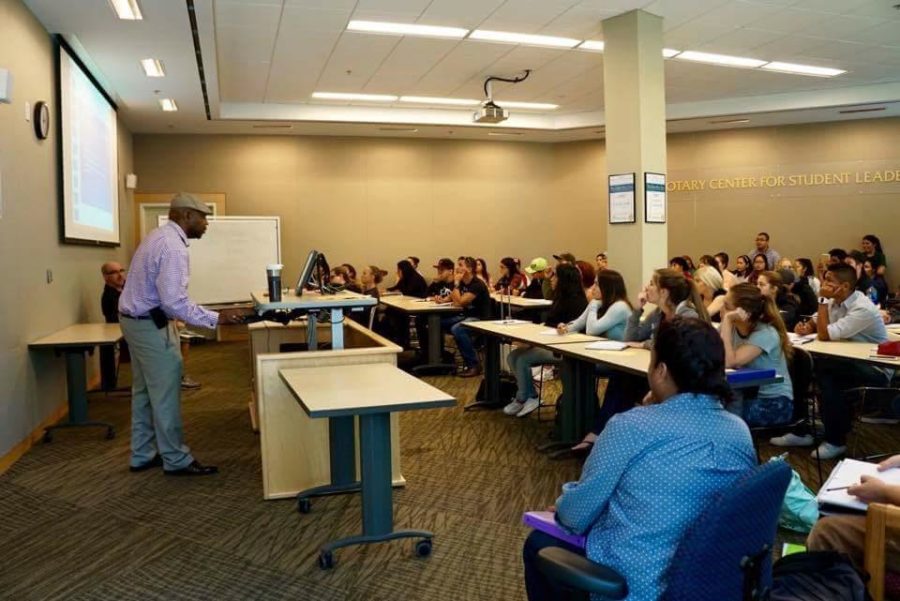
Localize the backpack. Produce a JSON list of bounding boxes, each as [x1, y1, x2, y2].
[[769, 551, 873, 601], [475, 373, 517, 403]]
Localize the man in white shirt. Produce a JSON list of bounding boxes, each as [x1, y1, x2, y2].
[[772, 264, 890, 459], [748, 232, 780, 270]]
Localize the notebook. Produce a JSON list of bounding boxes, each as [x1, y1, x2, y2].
[[522, 511, 586, 549], [584, 340, 628, 351], [788, 332, 816, 345], [817, 458, 900, 512]]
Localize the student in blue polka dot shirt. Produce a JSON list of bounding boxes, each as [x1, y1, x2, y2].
[[523, 318, 756, 601]]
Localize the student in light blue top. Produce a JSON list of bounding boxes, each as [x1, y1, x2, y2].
[[773, 263, 890, 460], [523, 318, 756, 601], [719, 283, 794, 426], [558, 270, 632, 340]]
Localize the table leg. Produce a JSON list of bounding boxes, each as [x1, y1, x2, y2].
[[464, 335, 503, 410], [537, 356, 579, 452], [412, 313, 456, 375], [307, 312, 318, 350], [296, 415, 360, 513], [318, 411, 432, 569], [331, 308, 344, 350], [43, 348, 115, 442]]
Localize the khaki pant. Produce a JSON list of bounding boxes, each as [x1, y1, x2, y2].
[[808, 514, 900, 573]]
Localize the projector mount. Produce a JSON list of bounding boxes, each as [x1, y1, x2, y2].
[[474, 70, 532, 124]]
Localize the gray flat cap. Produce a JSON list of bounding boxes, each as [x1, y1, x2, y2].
[[170, 192, 213, 214]]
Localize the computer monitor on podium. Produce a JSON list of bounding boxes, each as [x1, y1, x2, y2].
[[294, 250, 319, 297]]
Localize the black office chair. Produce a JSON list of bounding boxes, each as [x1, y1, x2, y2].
[[536, 461, 791, 601], [749, 346, 822, 484]]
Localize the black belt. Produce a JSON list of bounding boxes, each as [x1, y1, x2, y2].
[[120, 313, 153, 320]]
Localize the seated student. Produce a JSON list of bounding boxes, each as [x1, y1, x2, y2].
[[523, 318, 755, 601], [351, 265, 387, 326], [574, 260, 596, 301], [475, 258, 491, 288], [846, 250, 873, 294], [559, 269, 632, 339], [523, 257, 551, 299], [756, 270, 801, 331], [734, 254, 753, 283], [749, 253, 769, 285], [828, 247, 848, 267], [595, 252, 608, 273], [381, 260, 428, 347], [503, 264, 588, 417], [714, 252, 738, 290], [719, 283, 794, 426], [793, 258, 821, 308], [862, 234, 887, 277], [693, 265, 726, 321], [772, 264, 890, 459], [330, 266, 362, 292], [808, 453, 900, 572], [437, 257, 491, 377], [413, 258, 456, 351], [669, 256, 691, 276], [864, 258, 889, 307], [777, 257, 795, 272], [494, 257, 526, 295], [340, 263, 361, 291]]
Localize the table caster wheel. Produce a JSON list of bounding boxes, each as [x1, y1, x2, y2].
[[318, 551, 334, 570], [297, 497, 312, 514], [42, 431, 53, 443], [415, 539, 432, 558], [105, 427, 115, 440]]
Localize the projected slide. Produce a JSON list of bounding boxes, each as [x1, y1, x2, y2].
[[59, 43, 120, 245]]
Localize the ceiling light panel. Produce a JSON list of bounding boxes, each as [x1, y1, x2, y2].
[[159, 98, 177, 112], [399, 96, 480, 106], [499, 101, 559, 111], [578, 40, 605, 52], [347, 20, 468, 39], [676, 50, 766, 68], [312, 92, 399, 102], [140, 58, 165, 77], [108, 0, 142, 20], [469, 29, 580, 49], [761, 62, 846, 77], [662, 48, 681, 58]]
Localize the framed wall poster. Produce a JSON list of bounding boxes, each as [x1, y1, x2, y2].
[[608, 173, 636, 224], [644, 172, 667, 223]]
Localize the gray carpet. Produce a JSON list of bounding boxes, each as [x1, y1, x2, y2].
[[0, 340, 894, 600]]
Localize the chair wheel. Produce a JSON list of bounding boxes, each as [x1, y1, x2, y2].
[[105, 427, 115, 440], [42, 431, 53, 443], [318, 551, 334, 570], [415, 539, 432, 558], [297, 497, 312, 514]]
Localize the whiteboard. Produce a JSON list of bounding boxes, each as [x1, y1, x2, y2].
[[157, 216, 281, 304]]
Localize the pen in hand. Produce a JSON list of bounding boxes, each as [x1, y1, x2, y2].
[[826, 486, 850, 492]]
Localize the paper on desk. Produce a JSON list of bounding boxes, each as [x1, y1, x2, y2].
[[817, 459, 900, 512], [584, 340, 628, 351], [788, 332, 816, 345], [887, 324, 900, 332], [492, 319, 529, 325], [539, 328, 561, 336]]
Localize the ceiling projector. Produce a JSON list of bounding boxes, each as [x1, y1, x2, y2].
[[473, 69, 530, 125]]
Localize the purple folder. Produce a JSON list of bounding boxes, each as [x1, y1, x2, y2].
[[522, 511, 587, 549]]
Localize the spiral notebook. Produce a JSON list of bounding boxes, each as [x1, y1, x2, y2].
[[817, 458, 900, 513]]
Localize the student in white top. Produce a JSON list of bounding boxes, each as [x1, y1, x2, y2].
[[714, 252, 738, 290], [772, 264, 890, 459], [693, 265, 726, 321], [558, 270, 633, 340]]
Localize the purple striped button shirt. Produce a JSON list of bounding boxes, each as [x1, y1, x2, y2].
[[119, 221, 219, 328]]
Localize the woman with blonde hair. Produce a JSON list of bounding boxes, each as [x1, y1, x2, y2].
[[693, 265, 726, 321], [719, 283, 794, 426]]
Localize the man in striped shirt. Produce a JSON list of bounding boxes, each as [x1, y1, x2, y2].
[[119, 193, 233, 476]]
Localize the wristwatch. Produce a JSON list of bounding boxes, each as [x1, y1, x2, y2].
[[818, 297, 829, 305]]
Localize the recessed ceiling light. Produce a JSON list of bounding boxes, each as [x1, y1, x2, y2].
[[399, 96, 480, 106], [708, 118, 750, 124], [469, 29, 580, 49], [159, 98, 177, 112], [662, 48, 681, 58], [379, 126, 419, 132], [761, 62, 845, 77], [578, 40, 605, 52], [676, 50, 766, 68], [140, 58, 165, 77], [488, 131, 524, 136], [312, 92, 399, 102], [347, 20, 468, 39], [108, 0, 142, 20], [499, 101, 559, 111]]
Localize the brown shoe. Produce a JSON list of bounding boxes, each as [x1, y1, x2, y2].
[[457, 366, 481, 378]]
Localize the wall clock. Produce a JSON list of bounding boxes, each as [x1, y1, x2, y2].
[[33, 101, 50, 140]]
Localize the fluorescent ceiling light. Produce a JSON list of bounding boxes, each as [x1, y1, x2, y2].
[[488, 131, 523, 136], [399, 96, 479, 106], [662, 48, 681, 58], [380, 127, 419, 132], [312, 92, 399, 102], [159, 98, 177, 112], [761, 61, 845, 77], [469, 29, 580, 49], [108, 0, 142, 20], [676, 50, 766, 68], [140, 58, 165, 77], [499, 101, 559, 111], [578, 40, 605, 52], [708, 118, 750, 124], [347, 20, 468, 39]]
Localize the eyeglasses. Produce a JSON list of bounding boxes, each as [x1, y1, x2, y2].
[[103, 269, 126, 275]]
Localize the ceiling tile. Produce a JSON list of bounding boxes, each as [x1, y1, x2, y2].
[[697, 27, 783, 55], [409, 42, 515, 96], [315, 32, 402, 92], [743, 7, 831, 34], [267, 33, 340, 103], [640, 0, 731, 31], [365, 37, 461, 92], [418, 0, 506, 29], [214, 1, 283, 28], [476, 0, 584, 33]]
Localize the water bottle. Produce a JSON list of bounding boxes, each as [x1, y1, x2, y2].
[[267, 264, 283, 302]]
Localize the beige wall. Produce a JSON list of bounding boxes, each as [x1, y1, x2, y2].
[[0, 0, 134, 457]]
